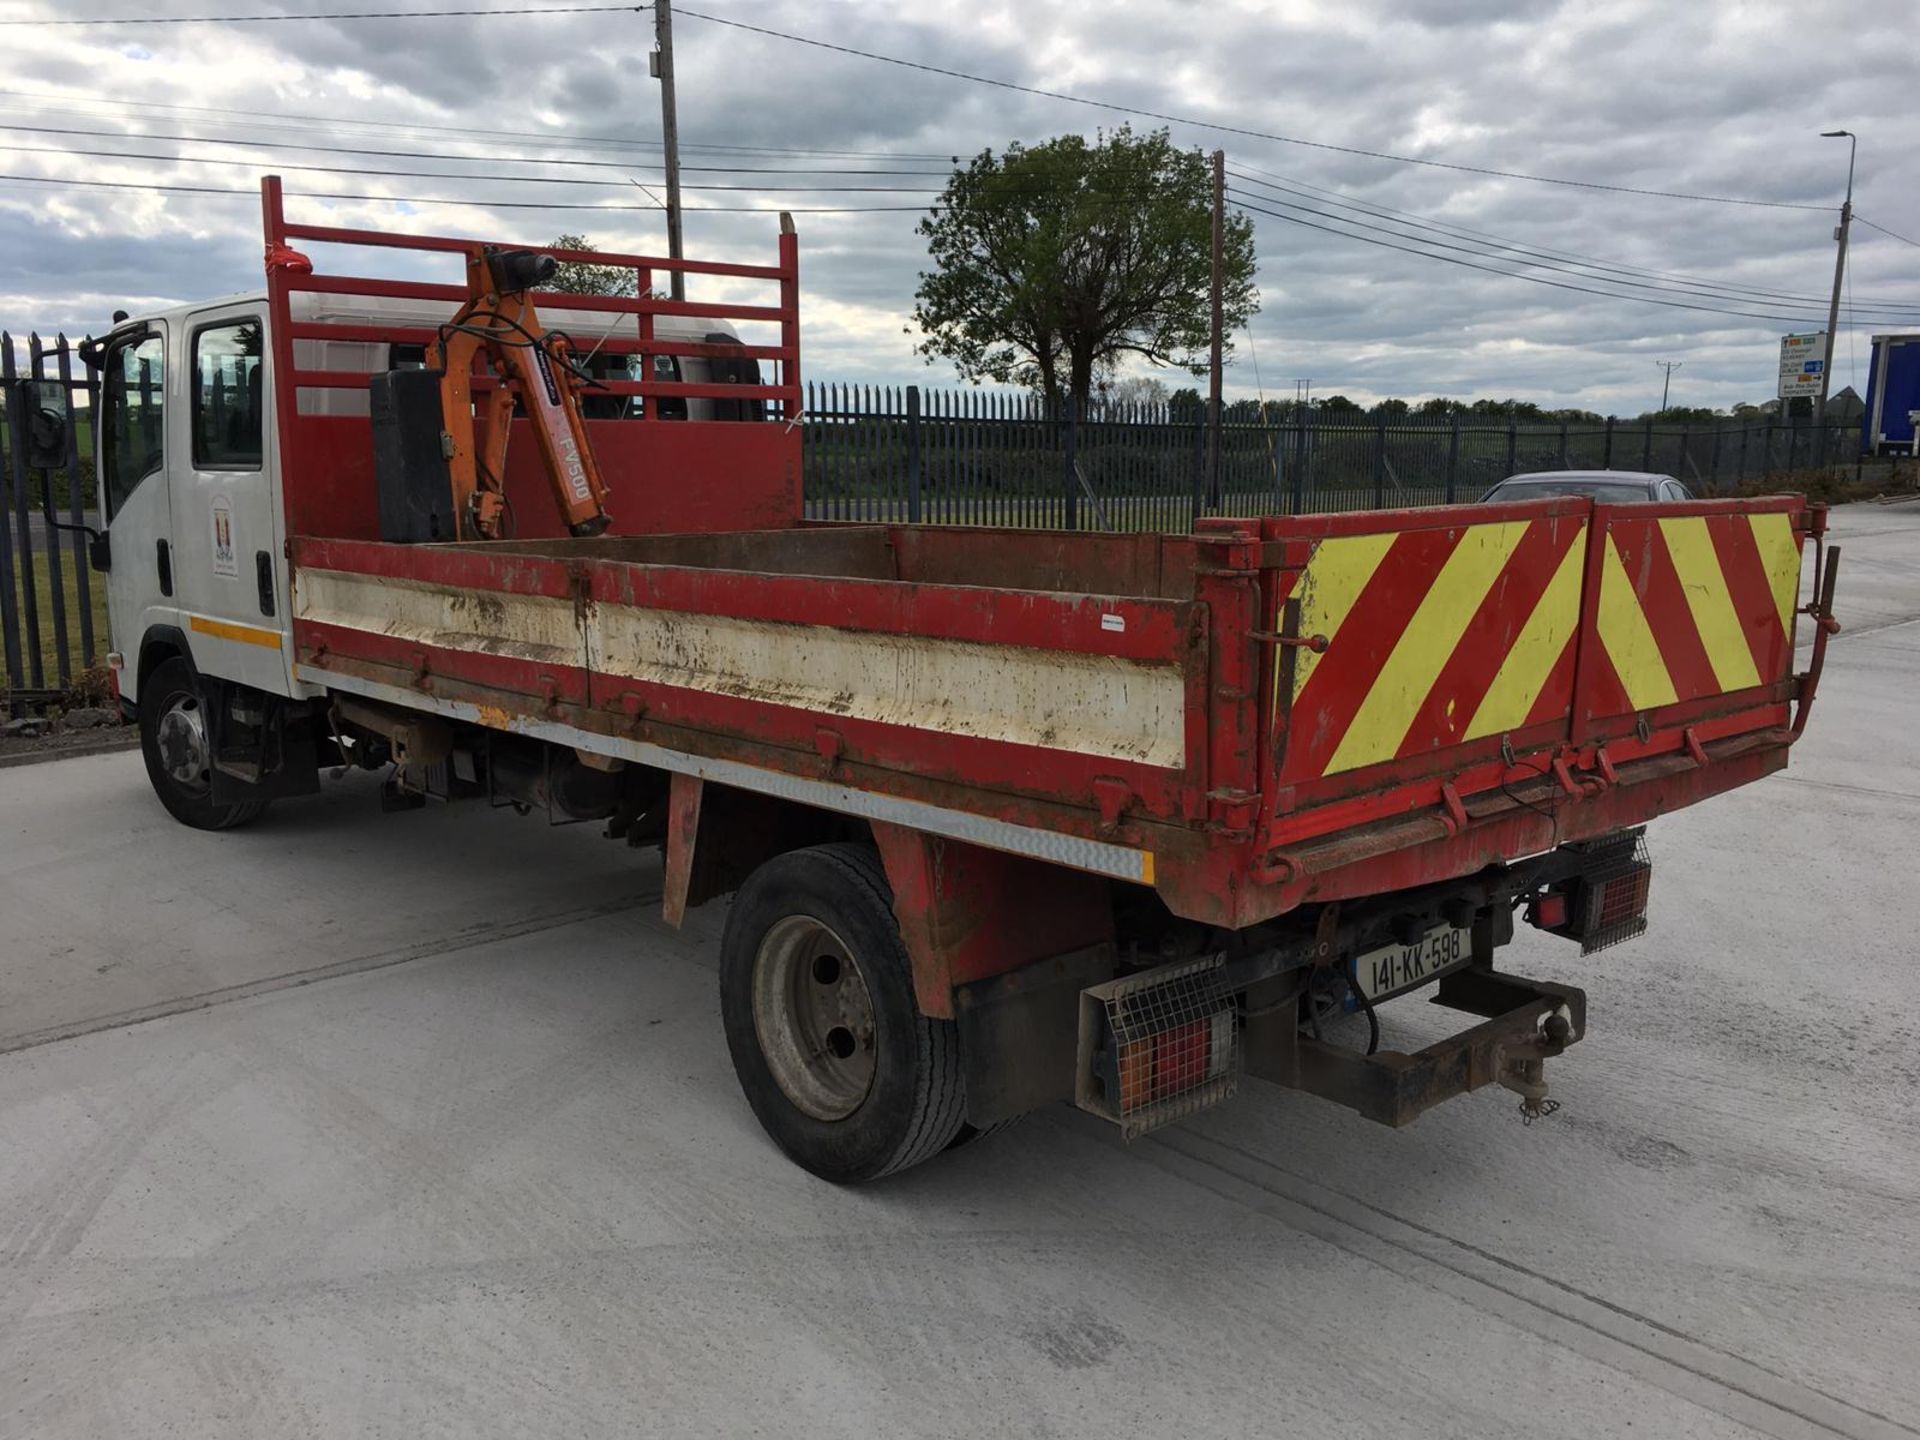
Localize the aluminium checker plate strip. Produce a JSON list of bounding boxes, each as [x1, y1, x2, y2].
[[302, 666, 1158, 886]]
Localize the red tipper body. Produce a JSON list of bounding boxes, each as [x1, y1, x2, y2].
[[264, 183, 1824, 942]]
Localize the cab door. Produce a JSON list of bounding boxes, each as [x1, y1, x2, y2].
[[98, 322, 176, 707], [168, 306, 291, 694]]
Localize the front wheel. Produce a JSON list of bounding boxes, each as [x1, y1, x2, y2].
[[720, 843, 967, 1182], [138, 656, 267, 831]]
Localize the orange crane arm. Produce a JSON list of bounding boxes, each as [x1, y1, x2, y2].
[[430, 246, 614, 540]]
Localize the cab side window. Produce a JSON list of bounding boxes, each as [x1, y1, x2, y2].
[[579, 352, 641, 421], [653, 354, 687, 421], [575, 353, 686, 420], [102, 333, 166, 518], [192, 320, 265, 468]]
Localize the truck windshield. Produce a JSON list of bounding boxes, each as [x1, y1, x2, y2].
[[102, 332, 166, 518]]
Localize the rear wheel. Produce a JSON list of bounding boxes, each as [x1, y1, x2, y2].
[[945, 1117, 1020, 1152], [720, 843, 967, 1182], [138, 656, 267, 831]]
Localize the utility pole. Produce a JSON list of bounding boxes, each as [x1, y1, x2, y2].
[[651, 0, 685, 301], [1816, 129, 1856, 425], [1206, 149, 1224, 506], [1656, 359, 1682, 412]]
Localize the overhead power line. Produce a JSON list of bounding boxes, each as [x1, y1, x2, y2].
[[0, 172, 927, 212], [0, 136, 1169, 204], [0, 2, 645, 24], [1227, 186, 1914, 325], [0, 122, 950, 176], [1229, 195, 1910, 328], [1227, 168, 1920, 315], [0, 87, 958, 162], [0, 147, 1174, 210], [670, 5, 1831, 213], [1232, 192, 1910, 328], [1855, 213, 1920, 249], [0, 140, 950, 191], [1228, 160, 1920, 309]]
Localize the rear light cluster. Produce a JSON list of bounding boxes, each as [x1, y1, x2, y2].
[[1077, 956, 1238, 1138], [1595, 864, 1652, 933], [1529, 830, 1653, 955]]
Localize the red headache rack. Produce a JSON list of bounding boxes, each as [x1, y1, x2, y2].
[[257, 176, 805, 542]]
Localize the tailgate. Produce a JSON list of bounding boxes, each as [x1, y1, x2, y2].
[[1258, 494, 1812, 853]]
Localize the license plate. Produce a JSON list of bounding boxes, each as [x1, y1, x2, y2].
[[1352, 925, 1471, 1002]]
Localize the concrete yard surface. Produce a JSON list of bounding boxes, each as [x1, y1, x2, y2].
[[1, 503, 1917, 1438]]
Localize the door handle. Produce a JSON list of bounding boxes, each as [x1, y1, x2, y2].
[[156, 538, 173, 597], [256, 550, 276, 617]]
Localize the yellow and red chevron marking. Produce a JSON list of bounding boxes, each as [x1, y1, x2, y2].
[[1590, 511, 1799, 716], [1276, 507, 1802, 782]]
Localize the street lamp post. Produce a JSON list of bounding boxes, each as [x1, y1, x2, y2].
[[1816, 129, 1855, 427]]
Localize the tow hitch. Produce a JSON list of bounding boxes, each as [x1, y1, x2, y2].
[[1497, 1000, 1578, 1123], [1247, 967, 1587, 1129]]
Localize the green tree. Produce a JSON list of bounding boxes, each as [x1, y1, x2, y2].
[[1469, 397, 1544, 419], [1317, 394, 1362, 414], [1101, 374, 1170, 408], [912, 127, 1258, 417], [546, 233, 637, 298]]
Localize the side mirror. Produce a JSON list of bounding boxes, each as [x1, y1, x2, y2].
[[15, 379, 72, 468], [89, 531, 112, 573]]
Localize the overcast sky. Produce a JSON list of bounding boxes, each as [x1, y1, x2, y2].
[[1, 0, 1915, 413]]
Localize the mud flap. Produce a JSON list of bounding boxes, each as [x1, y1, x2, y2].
[[952, 944, 1114, 1129], [209, 688, 320, 805]]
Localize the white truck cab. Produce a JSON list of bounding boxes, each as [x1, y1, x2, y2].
[[94, 291, 750, 827]]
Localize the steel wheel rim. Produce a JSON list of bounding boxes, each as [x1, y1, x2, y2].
[[155, 692, 212, 794], [751, 914, 877, 1121]]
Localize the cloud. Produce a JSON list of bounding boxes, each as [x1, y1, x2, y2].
[[2, 0, 1915, 411]]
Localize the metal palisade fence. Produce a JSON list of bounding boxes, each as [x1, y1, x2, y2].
[[2, 331, 102, 712], [800, 383, 1867, 528]]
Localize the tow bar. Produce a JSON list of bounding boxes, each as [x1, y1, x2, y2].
[[1256, 968, 1587, 1129]]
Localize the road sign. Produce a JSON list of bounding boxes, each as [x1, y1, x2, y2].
[[1778, 332, 1828, 399]]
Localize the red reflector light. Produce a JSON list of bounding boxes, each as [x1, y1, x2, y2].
[[1155, 1019, 1213, 1097], [1532, 892, 1570, 929]]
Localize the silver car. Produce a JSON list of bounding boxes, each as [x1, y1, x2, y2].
[[1480, 469, 1694, 504]]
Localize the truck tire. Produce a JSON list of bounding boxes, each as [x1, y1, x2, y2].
[[945, 1118, 1020, 1153], [720, 842, 968, 1182], [139, 656, 268, 832]]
